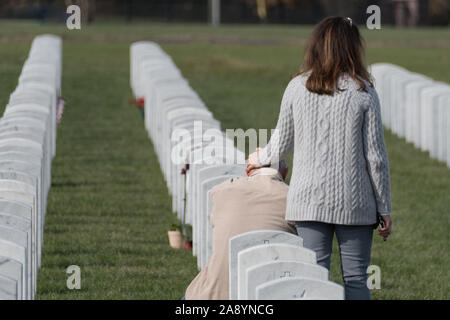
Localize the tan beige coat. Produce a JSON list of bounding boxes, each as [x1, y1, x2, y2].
[[185, 169, 296, 300]]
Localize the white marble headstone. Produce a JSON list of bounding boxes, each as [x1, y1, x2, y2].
[[255, 277, 344, 300], [0, 226, 29, 300], [437, 96, 449, 163], [245, 260, 329, 300], [192, 164, 244, 257], [0, 199, 34, 294], [0, 256, 23, 300], [236, 243, 316, 300], [229, 231, 304, 300], [198, 175, 243, 270], [0, 214, 32, 298], [0, 274, 18, 300]]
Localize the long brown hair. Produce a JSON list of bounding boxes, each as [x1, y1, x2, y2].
[[296, 16, 373, 95]]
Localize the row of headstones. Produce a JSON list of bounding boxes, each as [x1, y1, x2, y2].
[[229, 230, 344, 300], [0, 34, 61, 300], [130, 41, 344, 299], [130, 41, 243, 271], [370, 63, 450, 167]]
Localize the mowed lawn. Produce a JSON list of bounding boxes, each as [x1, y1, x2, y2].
[[0, 20, 449, 299]]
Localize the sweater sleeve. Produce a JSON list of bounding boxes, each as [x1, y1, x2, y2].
[[258, 80, 296, 166], [363, 89, 392, 215]]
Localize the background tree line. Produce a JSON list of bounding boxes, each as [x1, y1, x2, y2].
[[0, 0, 448, 26]]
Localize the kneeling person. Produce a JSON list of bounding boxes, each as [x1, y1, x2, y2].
[[185, 161, 296, 300]]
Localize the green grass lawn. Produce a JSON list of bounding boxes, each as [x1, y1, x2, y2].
[[0, 20, 449, 299]]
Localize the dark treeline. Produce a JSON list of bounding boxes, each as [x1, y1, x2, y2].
[[0, 0, 448, 26]]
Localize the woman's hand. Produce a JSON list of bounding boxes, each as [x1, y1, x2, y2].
[[246, 148, 262, 174], [378, 215, 392, 241]]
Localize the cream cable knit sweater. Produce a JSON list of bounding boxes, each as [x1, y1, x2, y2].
[[258, 74, 391, 225]]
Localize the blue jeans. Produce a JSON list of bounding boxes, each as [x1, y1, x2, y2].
[[295, 221, 373, 300]]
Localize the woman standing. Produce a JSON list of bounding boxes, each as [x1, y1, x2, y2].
[[246, 17, 392, 300]]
